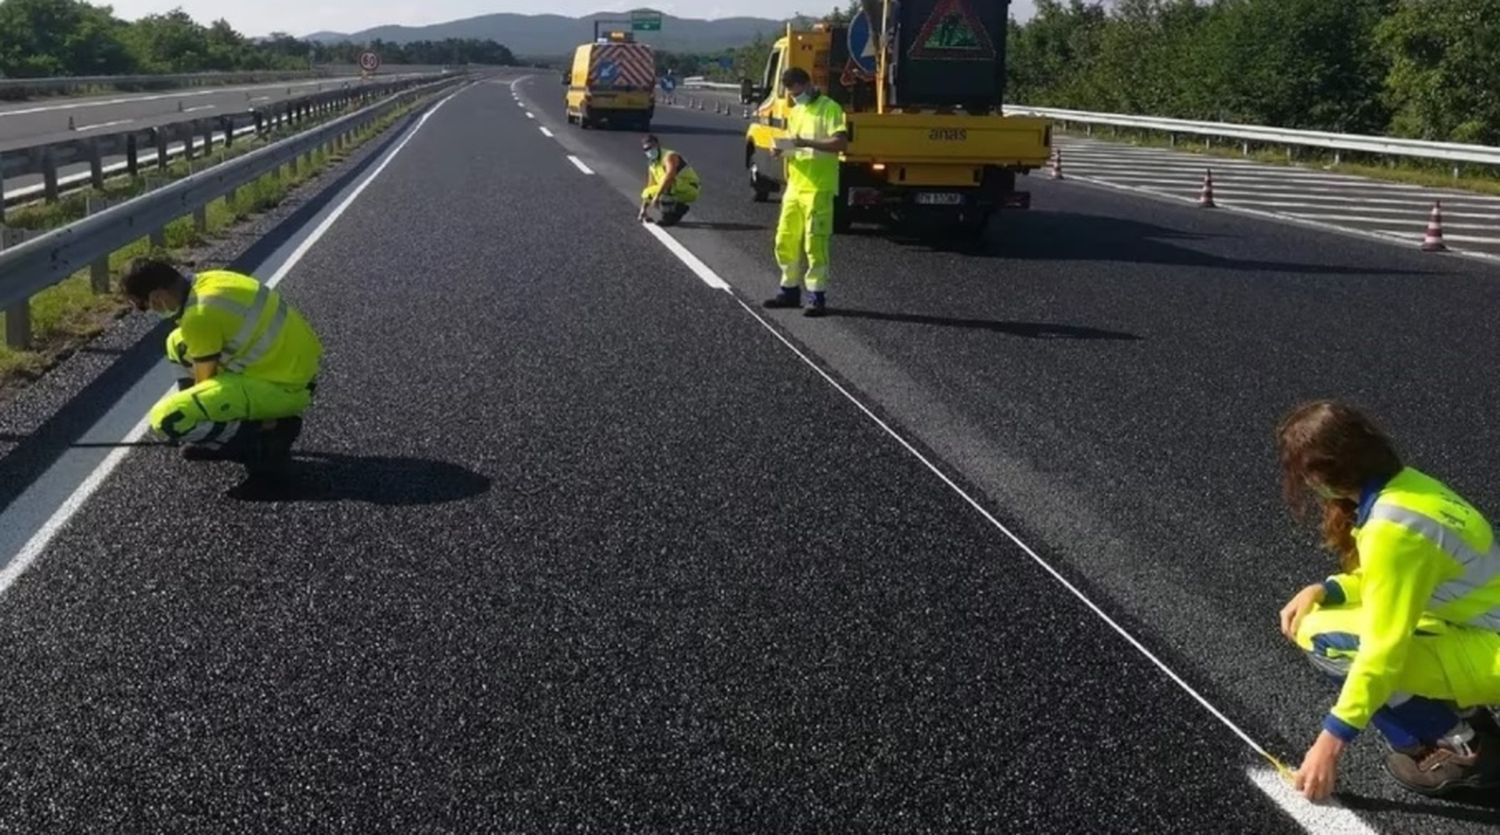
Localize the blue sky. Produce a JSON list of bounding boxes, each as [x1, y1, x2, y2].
[[102, 1, 1037, 38]]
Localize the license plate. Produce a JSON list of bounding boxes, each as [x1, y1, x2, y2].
[[915, 192, 963, 205]]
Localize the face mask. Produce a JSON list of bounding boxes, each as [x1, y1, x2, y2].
[[155, 306, 179, 321], [793, 91, 811, 105], [645, 148, 661, 161]]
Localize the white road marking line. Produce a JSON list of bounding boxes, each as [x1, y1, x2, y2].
[[181, 104, 216, 114], [250, 96, 271, 103], [526, 111, 535, 119], [1216, 200, 1500, 220], [1246, 767, 1377, 835], [642, 226, 730, 290], [539, 126, 554, 138], [74, 118, 134, 132], [567, 155, 594, 175], [1067, 172, 1500, 265], [1368, 230, 1500, 244], [1078, 181, 1500, 210], [0, 84, 470, 602], [1284, 212, 1499, 231], [636, 211, 1354, 835], [1061, 163, 1442, 190], [0, 80, 326, 117]]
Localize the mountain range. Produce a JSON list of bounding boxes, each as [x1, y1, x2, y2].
[[305, 12, 787, 57]]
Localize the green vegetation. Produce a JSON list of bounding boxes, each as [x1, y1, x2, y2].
[[1009, 0, 1500, 144], [657, 4, 859, 82], [0, 0, 514, 79], [0, 94, 425, 384]]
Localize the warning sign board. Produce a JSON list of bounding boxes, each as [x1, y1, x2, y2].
[[908, 0, 994, 62], [359, 51, 381, 73]]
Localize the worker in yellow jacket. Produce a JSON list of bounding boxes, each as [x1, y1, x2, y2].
[[763, 66, 848, 318], [123, 259, 321, 473], [1276, 400, 1500, 800], [638, 134, 700, 227]]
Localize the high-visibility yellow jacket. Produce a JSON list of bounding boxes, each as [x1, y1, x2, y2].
[[1321, 467, 1500, 738], [785, 93, 847, 196], [178, 270, 321, 387]]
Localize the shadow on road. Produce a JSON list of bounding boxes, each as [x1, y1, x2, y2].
[[1340, 789, 1500, 825], [649, 123, 747, 138], [673, 221, 767, 232], [831, 308, 1141, 340], [226, 451, 492, 505]]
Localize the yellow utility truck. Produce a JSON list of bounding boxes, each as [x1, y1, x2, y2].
[[741, 0, 1051, 236], [564, 31, 656, 131]]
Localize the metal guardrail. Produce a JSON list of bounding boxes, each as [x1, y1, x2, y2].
[[0, 73, 457, 210], [1003, 105, 1500, 169], [0, 70, 330, 100], [0, 74, 468, 348]]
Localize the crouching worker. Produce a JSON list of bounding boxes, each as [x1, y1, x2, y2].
[[1276, 400, 1500, 800], [123, 259, 322, 473], [638, 134, 699, 227]]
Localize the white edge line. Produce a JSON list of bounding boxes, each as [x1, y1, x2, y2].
[[567, 155, 594, 175], [525, 111, 535, 119], [1066, 173, 1500, 267], [539, 126, 554, 138], [642, 225, 730, 291], [0, 83, 470, 601], [1246, 767, 1377, 834], [635, 218, 1375, 835]]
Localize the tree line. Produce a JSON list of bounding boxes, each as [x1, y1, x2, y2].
[[1007, 0, 1500, 145], [0, 0, 516, 78]]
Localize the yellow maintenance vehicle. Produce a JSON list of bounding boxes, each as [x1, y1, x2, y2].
[[741, 0, 1051, 236], [564, 31, 656, 131]]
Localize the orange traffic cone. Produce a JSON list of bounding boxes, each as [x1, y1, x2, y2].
[[1421, 201, 1448, 252], [1199, 169, 1216, 208], [1050, 149, 1064, 180]]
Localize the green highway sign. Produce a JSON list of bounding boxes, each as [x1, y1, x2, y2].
[[631, 10, 662, 31]]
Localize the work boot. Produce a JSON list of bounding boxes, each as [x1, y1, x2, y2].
[[1385, 733, 1500, 796], [242, 418, 302, 477], [803, 291, 828, 318], [658, 204, 689, 227], [181, 444, 241, 462], [763, 287, 801, 309]]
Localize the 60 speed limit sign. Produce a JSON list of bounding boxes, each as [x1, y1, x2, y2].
[[358, 51, 381, 73]]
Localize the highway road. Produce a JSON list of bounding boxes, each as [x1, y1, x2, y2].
[[0, 75, 1497, 831]]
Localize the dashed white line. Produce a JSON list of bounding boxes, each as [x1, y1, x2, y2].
[[567, 155, 594, 175], [525, 111, 535, 120], [74, 118, 134, 132], [539, 126, 554, 138], [642, 225, 730, 291], [181, 104, 216, 114], [0, 84, 470, 602]]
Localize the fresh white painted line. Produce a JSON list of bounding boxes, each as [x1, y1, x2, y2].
[[1246, 767, 1377, 835], [74, 118, 134, 132], [567, 155, 594, 175], [539, 126, 554, 138], [181, 104, 216, 114], [1286, 212, 1499, 231], [0, 84, 469, 602], [637, 212, 1353, 834], [642, 225, 730, 290]]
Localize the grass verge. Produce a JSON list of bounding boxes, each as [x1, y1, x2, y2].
[[1057, 127, 1500, 197], [0, 93, 429, 387]]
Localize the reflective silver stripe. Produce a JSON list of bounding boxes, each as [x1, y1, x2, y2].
[[1368, 503, 1500, 629], [225, 285, 273, 356], [228, 301, 288, 371], [186, 290, 251, 318]]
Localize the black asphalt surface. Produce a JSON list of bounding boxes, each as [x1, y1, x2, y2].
[[0, 76, 1494, 832]]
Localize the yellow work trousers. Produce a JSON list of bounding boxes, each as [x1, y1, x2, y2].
[[1296, 603, 1500, 715], [775, 189, 834, 292], [149, 373, 313, 447], [642, 180, 699, 207]]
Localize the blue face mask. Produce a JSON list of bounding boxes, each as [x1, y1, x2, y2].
[[793, 90, 811, 105], [645, 147, 661, 161]]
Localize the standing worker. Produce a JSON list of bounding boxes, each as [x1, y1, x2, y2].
[[638, 134, 700, 227], [763, 67, 848, 318], [122, 259, 322, 474], [1275, 400, 1500, 800]]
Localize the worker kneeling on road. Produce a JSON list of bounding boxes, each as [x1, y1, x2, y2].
[[763, 66, 848, 319], [123, 259, 322, 473], [638, 134, 699, 227], [1276, 401, 1500, 800]]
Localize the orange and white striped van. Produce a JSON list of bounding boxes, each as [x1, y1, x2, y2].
[[565, 32, 656, 131]]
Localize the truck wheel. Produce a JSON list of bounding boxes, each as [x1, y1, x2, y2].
[[957, 209, 994, 240], [579, 109, 593, 129]]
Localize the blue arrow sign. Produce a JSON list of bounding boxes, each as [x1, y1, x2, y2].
[[659, 76, 676, 92], [848, 10, 877, 75], [596, 60, 620, 85]]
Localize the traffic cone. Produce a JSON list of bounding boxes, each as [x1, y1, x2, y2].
[[1049, 149, 1063, 180], [1421, 201, 1448, 252], [67, 116, 76, 131], [1199, 169, 1216, 208]]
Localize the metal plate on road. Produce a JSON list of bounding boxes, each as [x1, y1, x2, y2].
[[359, 51, 381, 72], [915, 192, 963, 205]]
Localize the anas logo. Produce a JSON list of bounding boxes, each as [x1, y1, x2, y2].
[[929, 128, 967, 141], [909, 0, 996, 62]]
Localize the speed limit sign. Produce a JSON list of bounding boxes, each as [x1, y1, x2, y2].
[[358, 51, 381, 73]]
